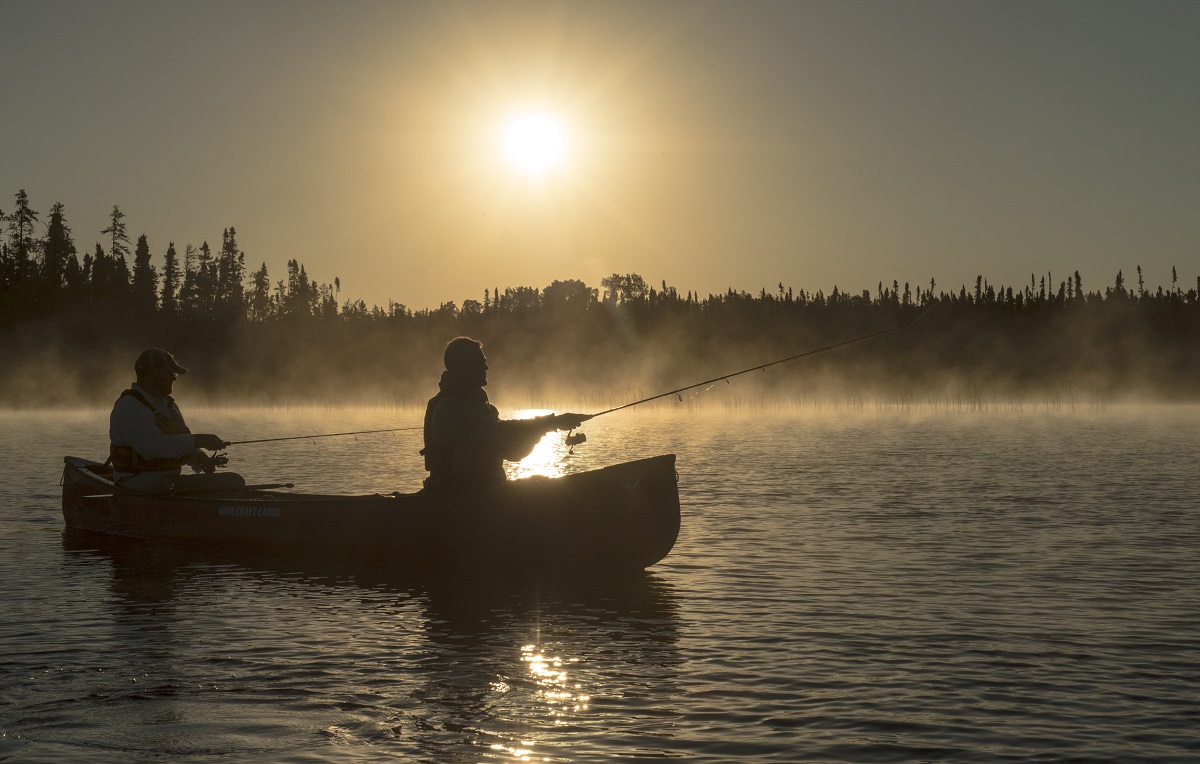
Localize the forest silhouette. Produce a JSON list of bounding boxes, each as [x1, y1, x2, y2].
[[2, 189, 1198, 409]]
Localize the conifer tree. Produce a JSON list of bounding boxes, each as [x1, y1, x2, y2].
[[161, 242, 180, 313], [195, 241, 215, 314], [100, 205, 131, 298], [86, 243, 108, 301], [131, 234, 158, 312], [42, 202, 76, 297], [217, 227, 245, 312], [285, 259, 312, 316], [180, 244, 198, 314], [247, 262, 271, 321], [5, 189, 39, 289], [62, 248, 84, 298], [101, 205, 130, 264]]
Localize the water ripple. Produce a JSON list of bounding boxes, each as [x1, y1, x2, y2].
[[1, 408, 1199, 761]]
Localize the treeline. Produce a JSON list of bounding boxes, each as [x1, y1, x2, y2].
[[0, 190, 343, 327], [2, 189, 1199, 407]]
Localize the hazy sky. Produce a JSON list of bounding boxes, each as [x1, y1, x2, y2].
[[3, 1, 1197, 309]]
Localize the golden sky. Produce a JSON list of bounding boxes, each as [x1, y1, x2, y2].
[[3, 1, 1198, 308]]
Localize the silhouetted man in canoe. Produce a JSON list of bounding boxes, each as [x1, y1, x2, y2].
[[108, 348, 245, 494], [421, 337, 590, 493]]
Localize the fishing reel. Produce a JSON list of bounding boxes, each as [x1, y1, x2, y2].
[[200, 451, 230, 474], [565, 430, 587, 454]]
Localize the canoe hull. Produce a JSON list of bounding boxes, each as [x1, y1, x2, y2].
[[61, 455, 680, 572]]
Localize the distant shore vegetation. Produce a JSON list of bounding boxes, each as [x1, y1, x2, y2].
[[2, 190, 1198, 408]]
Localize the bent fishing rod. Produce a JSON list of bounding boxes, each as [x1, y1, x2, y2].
[[587, 304, 935, 418]]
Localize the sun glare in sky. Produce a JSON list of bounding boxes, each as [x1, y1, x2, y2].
[[504, 113, 567, 176]]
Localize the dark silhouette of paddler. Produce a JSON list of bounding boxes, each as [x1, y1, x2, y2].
[[108, 347, 245, 494], [421, 337, 590, 493]]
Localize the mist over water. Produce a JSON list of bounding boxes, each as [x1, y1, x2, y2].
[[3, 281, 1199, 412], [3, 406, 1199, 762]]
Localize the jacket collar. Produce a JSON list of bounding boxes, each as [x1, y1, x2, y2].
[[438, 370, 489, 406], [130, 383, 174, 412]]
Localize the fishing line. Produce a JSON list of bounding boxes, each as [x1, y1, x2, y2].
[[227, 426, 421, 446], [588, 304, 935, 418]]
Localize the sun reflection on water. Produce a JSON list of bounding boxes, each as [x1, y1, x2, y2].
[[485, 643, 592, 762], [505, 409, 575, 480], [482, 410, 593, 760], [521, 644, 590, 716], [489, 742, 538, 762]]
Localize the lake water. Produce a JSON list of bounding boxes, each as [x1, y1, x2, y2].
[[2, 405, 1198, 763]]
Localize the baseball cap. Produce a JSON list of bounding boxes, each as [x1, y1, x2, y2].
[[134, 348, 188, 375]]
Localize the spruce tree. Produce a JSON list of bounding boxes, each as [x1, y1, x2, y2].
[[87, 243, 108, 301], [195, 241, 215, 314], [217, 227, 245, 313], [131, 233, 158, 312], [6, 189, 39, 289], [42, 202, 76, 298], [101, 205, 130, 263], [180, 244, 198, 315], [248, 262, 271, 321], [100, 205, 131, 298], [161, 242, 180, 313]]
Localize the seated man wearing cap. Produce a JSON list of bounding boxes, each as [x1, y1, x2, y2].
[[421, 336, 591, 493], [108, 348, 245, 493]]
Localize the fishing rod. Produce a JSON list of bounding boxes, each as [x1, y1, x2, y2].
[[589, 304, 935, 418], [227, 426, 422, 446], [223, 305, 931, 446]]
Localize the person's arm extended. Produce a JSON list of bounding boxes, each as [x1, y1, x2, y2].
[[491, 417, 550, 462], [493, 413, 591, 462]]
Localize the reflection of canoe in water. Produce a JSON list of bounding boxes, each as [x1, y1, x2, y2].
[[61, 455, 681, 572]]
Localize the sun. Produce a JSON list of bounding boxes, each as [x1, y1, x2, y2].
[[504, 113, 566, 176]]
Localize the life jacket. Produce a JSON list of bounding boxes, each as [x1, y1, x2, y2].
[[420, 391, 486, 473], [109, 388, 193, 473], [420, 390, 504, 489]]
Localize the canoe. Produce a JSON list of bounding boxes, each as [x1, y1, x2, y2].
[[60, 455, 681, 572]]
